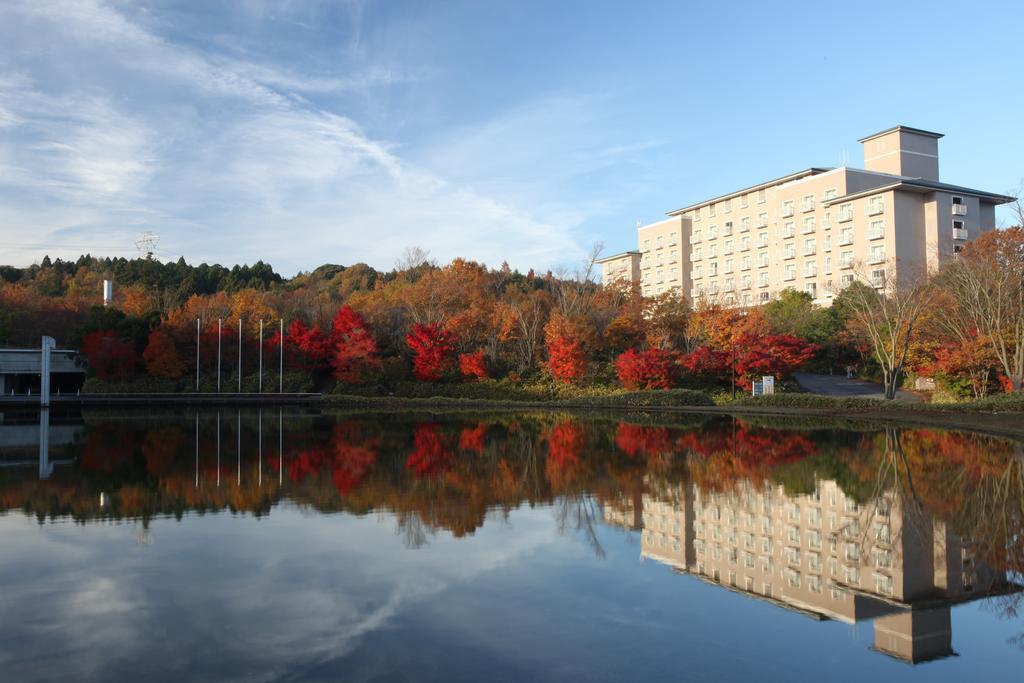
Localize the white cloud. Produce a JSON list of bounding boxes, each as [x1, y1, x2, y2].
[[0, 0, 590, 274]]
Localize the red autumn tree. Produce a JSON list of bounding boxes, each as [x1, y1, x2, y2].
[[679, 346, 730, 381], [916, 336, 999, 399], [330, 306, 380, 384], [733, 334, 819, 388], [544, 419, 585, 489], [142, 327, 184, 379], [81, 330, 138, 381], [285, 319, 331, 372], [406, 322, 454, 381], [458, 350, 489, 380], [614, 348, 677, 390]]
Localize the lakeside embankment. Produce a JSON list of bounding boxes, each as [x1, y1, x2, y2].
[[4, 388, 1022, 437]]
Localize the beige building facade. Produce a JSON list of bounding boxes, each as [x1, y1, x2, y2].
[[613, 477, 1005, 664], [600, 126, 1013, 305]]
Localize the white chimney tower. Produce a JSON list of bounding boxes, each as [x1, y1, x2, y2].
[[102, 279, 113, 307]]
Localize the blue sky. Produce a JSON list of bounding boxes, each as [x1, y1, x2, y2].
[[1, 0, 1021, 276]]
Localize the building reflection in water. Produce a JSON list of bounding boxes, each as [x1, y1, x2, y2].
[[605, 477, 1009, 664]]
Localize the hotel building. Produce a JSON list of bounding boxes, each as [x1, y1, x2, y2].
[[598, 126, 1014, 305]]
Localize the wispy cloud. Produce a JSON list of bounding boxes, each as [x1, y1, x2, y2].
[[0, 0, 592, 274]]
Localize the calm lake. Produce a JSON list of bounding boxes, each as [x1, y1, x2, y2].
[[0, 408, 1021, 682]]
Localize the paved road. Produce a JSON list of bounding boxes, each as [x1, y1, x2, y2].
[[793, 372, 922, 402]]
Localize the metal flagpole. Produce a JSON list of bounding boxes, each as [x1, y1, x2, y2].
[[259, 320, 263, 393], [216, 410, 221, 487], [278, 408, 283, 485], [217, 318, 222, 392], [238, 319, 242, 393], [195, 411, 199, 488], [196, 318, 200, 391], [279, 319, 284, 394]]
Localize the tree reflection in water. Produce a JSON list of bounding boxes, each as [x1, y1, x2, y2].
[[1, 407, 1022, 652]]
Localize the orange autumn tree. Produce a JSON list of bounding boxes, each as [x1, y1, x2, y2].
[[544, 313, 589, 383], [143, 327, 184, 379]]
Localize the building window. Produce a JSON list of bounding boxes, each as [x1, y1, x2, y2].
[[784, 264, 796, 280], [692, 230, 702, 243], [824, 188, 838, 200], [839, 226, 853, 246], [740, 236, 750, 251], [824, 256, 832, 274], [804, 261, 817, 277], [803, 216, 815, 233], [868, 220, 885, 240], [802, 194, 815, 212], [783, 243, 795, 259], [709, 244, 717, 257], [782, 222, 795, 238], [723, 199, 731, 214], [759, 252, 769, 267], [866, 195, 885, 216], [742, 274, 752, 289], [838, 203, 853, 222], [757, 212, 768, 228], [643, 239, 651, 249], [806, 282, 817, 298], [740, 216, 750, 232], [781, 200, 795, 217], [709, 204, 716, 217], [758, 231, 769, 248], [741, 255, 751, 270], [724, 240, 733, 255], [724, 221, 733, 235], [803, 238, 816, 256], [759, 291, 770, 302], [823, 234, 831, 251], [869, 244, 886, 264], [740, 194, 749, 209], [759, 272, 769, 287], [757, 188, 766, 204], [841, 273, 854, 287], [840, 251, 853, 268], [709, 225, 718, 239], [724, 258, 734, 274], [871, 269, 885, 287], [709, 262, 718, 276]]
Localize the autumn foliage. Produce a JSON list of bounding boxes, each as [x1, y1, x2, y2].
[[330, 306, 380, 384], [403, 323, 453, 381], [458, 350, 489, 380], [81, 330, 138, 381], [614, 348, 677, 390]]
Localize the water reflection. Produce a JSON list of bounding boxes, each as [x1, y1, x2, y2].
[[0, 409, 1021, 674]]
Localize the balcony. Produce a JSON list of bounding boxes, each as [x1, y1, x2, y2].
[[868, 256, 886, 265], [952, 204, 968, 216], [953, 227, 969, 240], [756, 219, 768, 228], [866, 203, 885, 216], [802, 224, 815, 234], [784, 273, 796, 282], [868, 230, 885, 240], [838, 212, 853, 223], [821, 220, 831, 230], [802, 202, 815, 213], [840, 260, 853, 270], [839, 236, 854, 247], [781, 206, 795, 218], [804, 270, 817, 278], [802, 249, 816, 257]]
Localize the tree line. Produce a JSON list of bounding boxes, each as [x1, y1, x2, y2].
[[1, 228, 1022, 400]]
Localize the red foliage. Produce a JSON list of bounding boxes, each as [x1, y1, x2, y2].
[[81, 330, 138, 381], [406, 323, 454, 381], [330, 306, 380, 384], [614, 424, 673, 458], [330, 423, 379, 495], [733, 334, 819, 388], [458, 350, 489, 380], [285, 319, 331, 371], [614, 348, 677, 390], [406, 423, 455, 478], [547, 335, 586, 383], [458, 424, 488, 453], [679, 346, 729, 380], [544, 420, 585, 488]]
